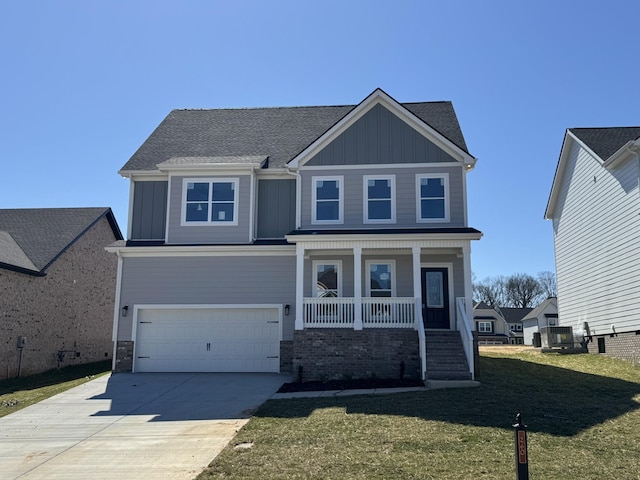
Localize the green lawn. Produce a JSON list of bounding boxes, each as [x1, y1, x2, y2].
[[0, 360, 111, 418], [198, 350, 640, 479]]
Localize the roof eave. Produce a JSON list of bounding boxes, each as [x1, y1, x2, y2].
[[603, 139, 640, 169]]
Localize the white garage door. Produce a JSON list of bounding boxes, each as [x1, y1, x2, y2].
[[134, 306, 281, 373]]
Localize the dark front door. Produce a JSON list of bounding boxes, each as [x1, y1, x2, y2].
[[421, 267, 450, 329]]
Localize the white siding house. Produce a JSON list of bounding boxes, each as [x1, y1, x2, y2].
[[545, 127, 640, 361]]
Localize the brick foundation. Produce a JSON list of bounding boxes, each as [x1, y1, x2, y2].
[[586, 331, 640, 364], [292, 329, 420, 381], [114, 341, 134, 372], [280, 340, 293, 374]]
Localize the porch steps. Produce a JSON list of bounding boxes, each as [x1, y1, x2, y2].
[[425, 331, 472, 380]]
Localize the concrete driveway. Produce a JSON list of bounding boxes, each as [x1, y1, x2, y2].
[[0, 372, 290, 480]]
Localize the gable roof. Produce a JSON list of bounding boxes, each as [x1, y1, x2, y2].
[[546, 126, 640, 219], [522, 297, 557, 322], [0, 208, 123, 276], [570, 127, 640, 161], [121, 89, 471, 173], [499, 307, 534, 324]]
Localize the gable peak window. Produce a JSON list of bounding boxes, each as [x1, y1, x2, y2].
[[183, 178, 239, 225], [416, 173, 450, 223], [364, 175, 395, 223], [312, 176, 343, 224]]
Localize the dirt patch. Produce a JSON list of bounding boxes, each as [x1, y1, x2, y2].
[[479, 345, 539, 354], [277, 377, 424, 393]]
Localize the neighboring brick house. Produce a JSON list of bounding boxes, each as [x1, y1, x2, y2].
[[545, 127, 640, 363], [108, 88, 482, 381], [0, 208, 123, 378]]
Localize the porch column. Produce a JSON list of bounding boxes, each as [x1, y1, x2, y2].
[[295, 244, 305, 330], [462, 244, 473, 323], [412, 246, 422, 330], [353, 246, 363, 330]]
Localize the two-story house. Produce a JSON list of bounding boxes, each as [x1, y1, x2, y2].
[[107, 89, 482, 381], [546, 127, 640, 362]]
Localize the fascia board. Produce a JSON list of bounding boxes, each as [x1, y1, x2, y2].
[[545, 131, 576, 220], [285, 232, 482, 243], [288, 88, 475, 170]]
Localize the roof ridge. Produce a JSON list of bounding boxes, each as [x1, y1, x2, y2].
[[170, 100, 451, 113]]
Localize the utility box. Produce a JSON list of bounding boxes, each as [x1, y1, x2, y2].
[[540, 326, 574, 348], [17, 336, 27, 348]]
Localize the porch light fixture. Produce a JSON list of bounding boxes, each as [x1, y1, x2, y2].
[[122, 305, 129, 317], [284, 304, 290, 316]]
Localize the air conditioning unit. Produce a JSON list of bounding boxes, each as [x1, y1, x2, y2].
[[540, 326, 574, 348]]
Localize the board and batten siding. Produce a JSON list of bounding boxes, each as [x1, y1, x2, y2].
[[299, 166, 465, 229], [306, 103, 457, 166], [166, 175, 252, 244], [130, 181, 168, 240], [117, 254, 296, 341], [257, 179, 296, 238], [552, 141, 640, 335]]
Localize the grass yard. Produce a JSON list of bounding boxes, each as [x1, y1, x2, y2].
[[198, 349, 640, 479], [0, 360, 111, 418]]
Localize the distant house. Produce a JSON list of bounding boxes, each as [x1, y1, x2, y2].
[[0, 208, 123, 378], [473, 302, 511, 345], [500, 307, 533, 345], [522, 297, 558, 345], [546, 127, 640, 361]]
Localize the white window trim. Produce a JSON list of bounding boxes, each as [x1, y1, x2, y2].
[[415, 173, 450, 223], [478, 321, 493, 333], [311, 176, 344, 225], [363, 175, 396, 224], [365, 259, 396, 297], [312, 260, 343, 297], [181, 178, 239, 226]]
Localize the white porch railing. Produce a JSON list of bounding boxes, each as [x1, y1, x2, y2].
[[362, 297, 416, 328], [456, 297, 475, 379], [303, 297, 355, 328], [303, 297, 416, 329]]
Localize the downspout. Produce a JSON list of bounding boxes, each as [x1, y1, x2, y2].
[[111, 250, 124, 371]]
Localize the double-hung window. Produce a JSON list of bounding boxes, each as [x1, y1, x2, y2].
[[364, 175, 395, 223], [477, 321, 493, 333], [416, 173, 449, 222], [312, 176, 343, 224], [313, 261, 341, 297], [366, 261, 395, 297], [183, 178, 239, 225]]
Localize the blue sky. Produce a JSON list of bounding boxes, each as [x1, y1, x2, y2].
[[1, 1, 638, 280]]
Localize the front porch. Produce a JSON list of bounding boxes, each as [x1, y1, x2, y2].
[[285, 232, 480, 381]]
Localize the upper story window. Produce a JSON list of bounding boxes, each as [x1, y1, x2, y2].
[[416, 173, 450, 223], [182, 178, 239, 226], [312, 176, 343, 224], [477, 321, 493, 333], [364, 175, 395, 224]]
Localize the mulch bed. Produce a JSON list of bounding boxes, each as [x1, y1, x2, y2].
[[277, 377, 424, 393]]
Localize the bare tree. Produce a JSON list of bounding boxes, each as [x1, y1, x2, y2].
[[537, 271, 557, 298], [473, 275, 508, 307], [506, 273, 544, 308]]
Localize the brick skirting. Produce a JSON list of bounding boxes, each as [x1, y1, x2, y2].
[[114, 341, 134, 372], [587, 331, 640, 364], [292, 329, 420, 381]]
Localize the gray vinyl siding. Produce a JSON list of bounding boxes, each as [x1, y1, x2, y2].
[[304, 253, 464, 300], [167, 175, 251, 244], [130, 181, 167, 240], [306, 103, 457, 166], [552, 141, 640, 335], [257, 179, 296, 238], [300, 166, 465, 229], [117, 254, 297, 341]]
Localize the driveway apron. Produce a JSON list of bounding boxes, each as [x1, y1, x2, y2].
[[0, 372, 289, 480]]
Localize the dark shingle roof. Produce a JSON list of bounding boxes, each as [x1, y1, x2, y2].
[[122, 98, 469, 172], [0, 208, 122, 275], [570, 127, 640, 161], [500, 308, 533, 324]]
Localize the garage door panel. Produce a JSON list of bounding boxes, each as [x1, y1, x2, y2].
[[135, 307, 280, 373]]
